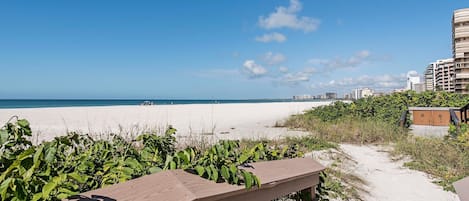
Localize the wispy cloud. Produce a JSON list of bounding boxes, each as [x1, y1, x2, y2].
[[255, 32, 287, 43], [276, 67, 316, 85], [258, 0, 320, 32], [311, 73, 406, 91], [309, 50, 371, 70], [262, 52, 286, 65], [279, 66, 289, 73], [242, 60, 268, 78]]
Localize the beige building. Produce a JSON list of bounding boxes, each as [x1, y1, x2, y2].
[[434, 58, 455, 92], [453, 8, 469, 93], [424, 62, 436, 91]]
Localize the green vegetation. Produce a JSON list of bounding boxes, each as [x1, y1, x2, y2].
[[0, 117, 335, 201], [285, 90, 469, 192]]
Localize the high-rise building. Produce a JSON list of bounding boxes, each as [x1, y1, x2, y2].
[[453, 8, 469, 94], [360, 88, 374, 98], [434, 58, 455, 92], [424, 62, 436, 91], [351, 88, 374, 99], [406, 71, 421, 90], [325, 92, 337, 99]]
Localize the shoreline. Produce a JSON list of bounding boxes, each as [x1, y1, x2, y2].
[[0, 99, 334, 109], [0, 101, 333, 143]]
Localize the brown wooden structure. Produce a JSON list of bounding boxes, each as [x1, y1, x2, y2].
[[408, 107, 461, 126], [454, 176, 469, 201], [67, 158, 325, 201]]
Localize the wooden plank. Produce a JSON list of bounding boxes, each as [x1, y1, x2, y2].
[[68, 158, 325, 201], [455, 176, 469, 201]]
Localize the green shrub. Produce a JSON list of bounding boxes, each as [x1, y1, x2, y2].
[[0, 118, 314, 200]]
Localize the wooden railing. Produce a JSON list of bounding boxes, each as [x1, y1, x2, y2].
[[460, 102, 469, 124], [67, 158, 325, 201], [399, 110, 408, 127]]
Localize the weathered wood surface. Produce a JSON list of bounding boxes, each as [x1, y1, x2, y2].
[[455, 176, 469, 201], [67, 158, 325, 201]]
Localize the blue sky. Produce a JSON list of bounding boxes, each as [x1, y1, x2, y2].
[[0, 1, 467, 99]]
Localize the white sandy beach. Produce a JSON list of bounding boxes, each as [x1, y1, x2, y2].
[[0, 101, 461, 200], [0, 101, 332, 143]]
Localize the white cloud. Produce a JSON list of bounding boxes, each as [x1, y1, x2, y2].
[[279, 66, 289, 73], [255, 32, 287, 43], [277, 67, 317, 85], [262, 52, 286, 65], [242, 60, 268, 77], [308, 50, 372, 71], [311, 74, 406, 91], [407, 70, 419, 77], [258, 0, 320, 32]]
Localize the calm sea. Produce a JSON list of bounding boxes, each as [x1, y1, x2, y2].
[[0, 99, 321, 109]]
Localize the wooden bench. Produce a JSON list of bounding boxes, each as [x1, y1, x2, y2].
[[455, 176, 469, 201], [67, 158, 325, 201]]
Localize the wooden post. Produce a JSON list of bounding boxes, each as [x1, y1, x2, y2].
[[300, 186, 315, 201]]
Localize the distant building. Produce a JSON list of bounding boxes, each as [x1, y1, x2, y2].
[[393, 88, 407, 93], [453, 8, 469, 94], [424, 62, 436, 91], [435, 58, 455, 92], [351, 88, 374, 99], [373, 92, 385, 97], [361, 88, 374, 98], [406, 71, 421, 90], [344, 93, 351, 99], [292, 94, 313, 100], [325, 92, 337, 99], [413, 83, 426, 93]]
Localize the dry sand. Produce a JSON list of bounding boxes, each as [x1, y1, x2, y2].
[[339, 144, 460, 201], [0, 101, 331, 143]]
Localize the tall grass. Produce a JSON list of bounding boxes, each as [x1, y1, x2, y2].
[[285, 115, 407, 144], [393, 137, 469, 191], [285, 111, 469, 192]]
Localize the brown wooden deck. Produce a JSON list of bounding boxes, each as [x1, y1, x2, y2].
[[455, 176, 469, 201], [66, 158, 325, 201]]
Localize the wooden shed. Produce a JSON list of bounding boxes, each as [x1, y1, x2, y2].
[[67, 158, 325, 201], [409, 107, 461, 126]]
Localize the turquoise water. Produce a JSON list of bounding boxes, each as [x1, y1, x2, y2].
[[0, 99, 321, 109]]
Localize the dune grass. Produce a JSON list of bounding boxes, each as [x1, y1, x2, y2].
[[284, 115, 408, 144], [284, 111, 469, 192], [392, 136, 469, 191]]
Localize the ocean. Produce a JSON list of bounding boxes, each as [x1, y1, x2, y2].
[[0, 99, 322, 109]]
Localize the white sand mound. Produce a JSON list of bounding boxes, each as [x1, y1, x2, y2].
[[340, 144, 459, 201]]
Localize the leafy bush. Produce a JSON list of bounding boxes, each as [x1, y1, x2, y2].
[[0, 118, 311, 200], [308, 91, 469, 125]]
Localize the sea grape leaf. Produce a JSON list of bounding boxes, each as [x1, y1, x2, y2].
[[149, 166, 162, 174], [194, 166, 205, 176], [0, 129, 8, 145], [210, 166, 218, 182], [221, 165, 230, 181], [242, 171, 253, 189], [0, 178, 13, 201]]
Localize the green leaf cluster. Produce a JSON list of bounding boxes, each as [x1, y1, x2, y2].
[[164, 140, 303, 189], [0, 119, 306, 200], [0, 120, 177, 201]]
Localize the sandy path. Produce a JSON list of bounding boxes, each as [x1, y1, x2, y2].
[[0, 101, 331, 143], [340, 144, 459, 201]]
